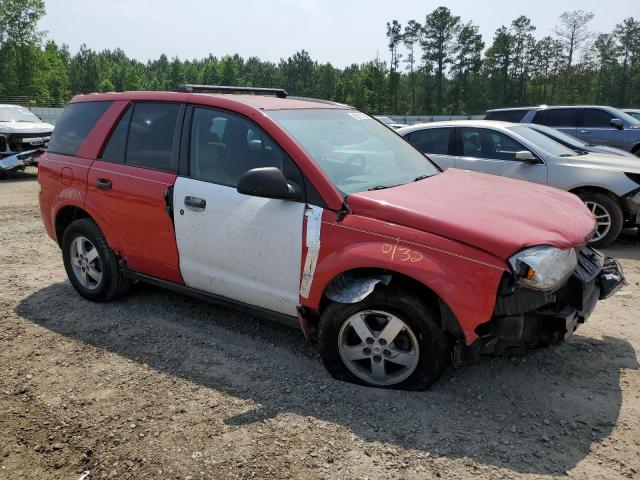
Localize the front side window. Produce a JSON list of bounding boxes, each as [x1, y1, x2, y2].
[[48, 101, 112, 156], [407, 128, 451, 155], [267, 109, 439, 194], [459, 127, 527, 161], [189, 107, 302, 188], [582, 109, 615, 128]]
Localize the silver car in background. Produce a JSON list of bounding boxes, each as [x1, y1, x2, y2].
[[623, 109, 640, 121], [399, 120, 640, 247]]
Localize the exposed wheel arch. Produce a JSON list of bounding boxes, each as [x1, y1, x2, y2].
[[55, 206, 92, 246], [569, 185, 621, 203], [318, 268, 464, 341]]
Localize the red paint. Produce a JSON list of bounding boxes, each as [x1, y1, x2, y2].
[[348, 168, 596, 260], [301, 210, 505, 344], [85, 161, 183, 284]]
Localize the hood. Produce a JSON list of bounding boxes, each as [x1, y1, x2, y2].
[[590, 145, 637, 158], [565, 152, 640, 174], [0, 121, 54, 134], [347, 169, 595, 260]]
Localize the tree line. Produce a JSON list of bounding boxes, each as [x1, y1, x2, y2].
[[0, 0, 639, 114]]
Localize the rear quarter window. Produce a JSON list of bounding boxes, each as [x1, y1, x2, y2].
[[484, 110, 528, 122], [47, 101, 112, 156]]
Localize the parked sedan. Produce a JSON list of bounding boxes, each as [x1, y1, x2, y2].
[[399, 120, 640, 247], [525, 123, 636, 158]]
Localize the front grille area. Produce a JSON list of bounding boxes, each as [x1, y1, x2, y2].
[[5, 132, 52, 153]]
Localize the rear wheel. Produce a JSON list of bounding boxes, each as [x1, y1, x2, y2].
[[61, 218, 129, 302], [578, 191, 623, 248], [318, 285, 449, 390]]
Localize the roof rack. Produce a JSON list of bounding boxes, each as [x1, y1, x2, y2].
[[178, 84, 288, 98]]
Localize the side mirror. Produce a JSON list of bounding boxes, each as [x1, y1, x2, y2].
[[610, 118, 624, 130], [237, 167, 300, 200], [515, 150, 540, 164]]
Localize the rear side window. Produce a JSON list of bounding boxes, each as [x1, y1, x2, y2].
[[407, 128, 451, 154], [48, 101, 112, 156], [582, 109, 615, 128], [484, 110, 527, 122], [101, 102, 181, 172], [533, 109, 578, 127]]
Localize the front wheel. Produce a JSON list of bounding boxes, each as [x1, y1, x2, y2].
[[578, 191, 623, 248], [317, 285, 449, 390], [61, 218, 129, 302]]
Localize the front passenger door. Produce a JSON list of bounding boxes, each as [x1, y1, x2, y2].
[[578, 108, 627, 149], [173, 106, 307, 316], [454, 127, 548, 185]]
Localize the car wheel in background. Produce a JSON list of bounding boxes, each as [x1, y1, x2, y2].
[[61, 218, 129, 302], [578, 191, 624, 248], [318, 284, 449, 390]]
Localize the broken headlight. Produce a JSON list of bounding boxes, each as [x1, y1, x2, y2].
[[508, 246, 577, 291]]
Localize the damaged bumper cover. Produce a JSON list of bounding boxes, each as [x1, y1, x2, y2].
[[0, 148, 44, 174], [473, 247, 625, 356]]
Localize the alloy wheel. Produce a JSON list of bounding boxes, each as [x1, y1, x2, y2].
[[585, 201, 612, 243], [338, 310, 420, 386], [70, 236, 103, 290]]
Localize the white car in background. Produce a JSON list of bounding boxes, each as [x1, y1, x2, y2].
[[0, 104, 53, 178]]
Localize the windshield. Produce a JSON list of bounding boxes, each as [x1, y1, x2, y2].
[[528, 124, 587, 149], [268, 109, 439, 194], [0, 106, 41, 123], [611, 108, 640, 125], [507, 125, 578, 157]]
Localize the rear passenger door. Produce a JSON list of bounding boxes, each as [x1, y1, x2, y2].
[[532, 108, 579, 138], [86, 102, 185, 283], [454, 127, 547, 185], [404, 127, 455, 169], [578, 108, 626, 148], [172, 106, 308, 316]]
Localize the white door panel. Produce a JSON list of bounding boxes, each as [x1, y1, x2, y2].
[[173, 177, 305, 316], [428, 154, 456, 170]]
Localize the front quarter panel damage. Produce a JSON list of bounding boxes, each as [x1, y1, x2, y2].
[[301, 212, 507, 344]]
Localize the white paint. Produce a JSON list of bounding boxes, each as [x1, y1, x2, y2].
[[300, 205, 323, 299], [173, 177, 305, 316]]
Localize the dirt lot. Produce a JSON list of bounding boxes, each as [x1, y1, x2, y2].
[[1, 168, 639, 480]]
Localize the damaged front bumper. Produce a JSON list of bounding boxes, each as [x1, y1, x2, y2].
[[0, 148, 44, 175], [472, 247, 625, 356]]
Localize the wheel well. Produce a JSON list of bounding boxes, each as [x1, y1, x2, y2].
[[55, 206, 91, 246], [569, 186, 620, 203], [631, 144, 640, 155], [318, 268, 464, 340]]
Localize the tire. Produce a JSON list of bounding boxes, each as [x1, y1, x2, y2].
[[61, 218, 129, 302], [577, 191, 623, 248], [317, 284, 450, 390]]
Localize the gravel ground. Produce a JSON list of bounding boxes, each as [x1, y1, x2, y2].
[[1, 168, 639, 480]]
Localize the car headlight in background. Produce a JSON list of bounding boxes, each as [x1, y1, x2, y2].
[[508, 246, 577, 291]]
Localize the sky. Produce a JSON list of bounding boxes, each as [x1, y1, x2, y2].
[[40, 0, 639, 67]]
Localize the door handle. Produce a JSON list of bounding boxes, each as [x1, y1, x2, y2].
[[579, 130, 590, 134], [96, 178, 112, 190], [184, 196, 206, 210]]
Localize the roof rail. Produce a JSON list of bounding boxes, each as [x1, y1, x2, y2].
[[288, 96, 346, 107], [178, 84, 288, 98]]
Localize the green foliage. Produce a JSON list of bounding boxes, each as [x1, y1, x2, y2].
[[0, 1, 639, 113]]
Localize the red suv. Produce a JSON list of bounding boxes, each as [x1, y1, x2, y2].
[[39, 86, 624, 389]]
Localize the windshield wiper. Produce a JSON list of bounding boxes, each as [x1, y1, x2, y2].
[[414, 174, 432, 182], [368, 185, 392, 191]]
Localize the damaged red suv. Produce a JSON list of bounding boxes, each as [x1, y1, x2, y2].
[[39, 85, 625, 389]]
